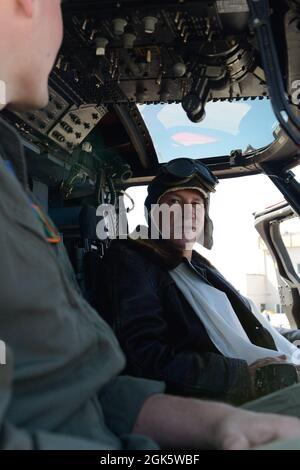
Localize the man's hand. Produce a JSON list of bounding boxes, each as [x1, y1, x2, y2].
[[249, 355, 288, 372], [249, 355, 288, 394], [133, 394, 300, 450], [248, 355, 299, 396], [214, 409, 300, 450]]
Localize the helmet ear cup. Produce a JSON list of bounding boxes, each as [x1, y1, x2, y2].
[[203, 210, 214, 250], [194, 196, 214, 250]]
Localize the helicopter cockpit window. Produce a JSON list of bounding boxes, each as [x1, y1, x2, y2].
[[138, 99, 277, 163]]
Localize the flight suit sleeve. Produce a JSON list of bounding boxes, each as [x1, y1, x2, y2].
[[98, 375, 166, 437], [0, 347, 117, 450]]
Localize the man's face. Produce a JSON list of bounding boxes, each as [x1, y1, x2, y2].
[[0, 0, 63, 110], [156, 188, 206, 250]]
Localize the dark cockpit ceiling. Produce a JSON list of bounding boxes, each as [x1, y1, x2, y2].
[[2, 0, 300, 194]]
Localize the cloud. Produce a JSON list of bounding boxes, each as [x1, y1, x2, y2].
[[157, 101, 251, 136], [172, 132, 218, 146]]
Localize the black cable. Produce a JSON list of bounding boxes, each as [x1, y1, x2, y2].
[[107, 177, 116, 207]]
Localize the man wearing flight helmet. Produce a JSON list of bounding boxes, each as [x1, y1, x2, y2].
[[143, 158, 216, 253], [100, 158, 300, 406], [3, 0, 300, 451]]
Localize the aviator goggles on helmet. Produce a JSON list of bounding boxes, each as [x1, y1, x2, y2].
[[159, 158, 219, 193]]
